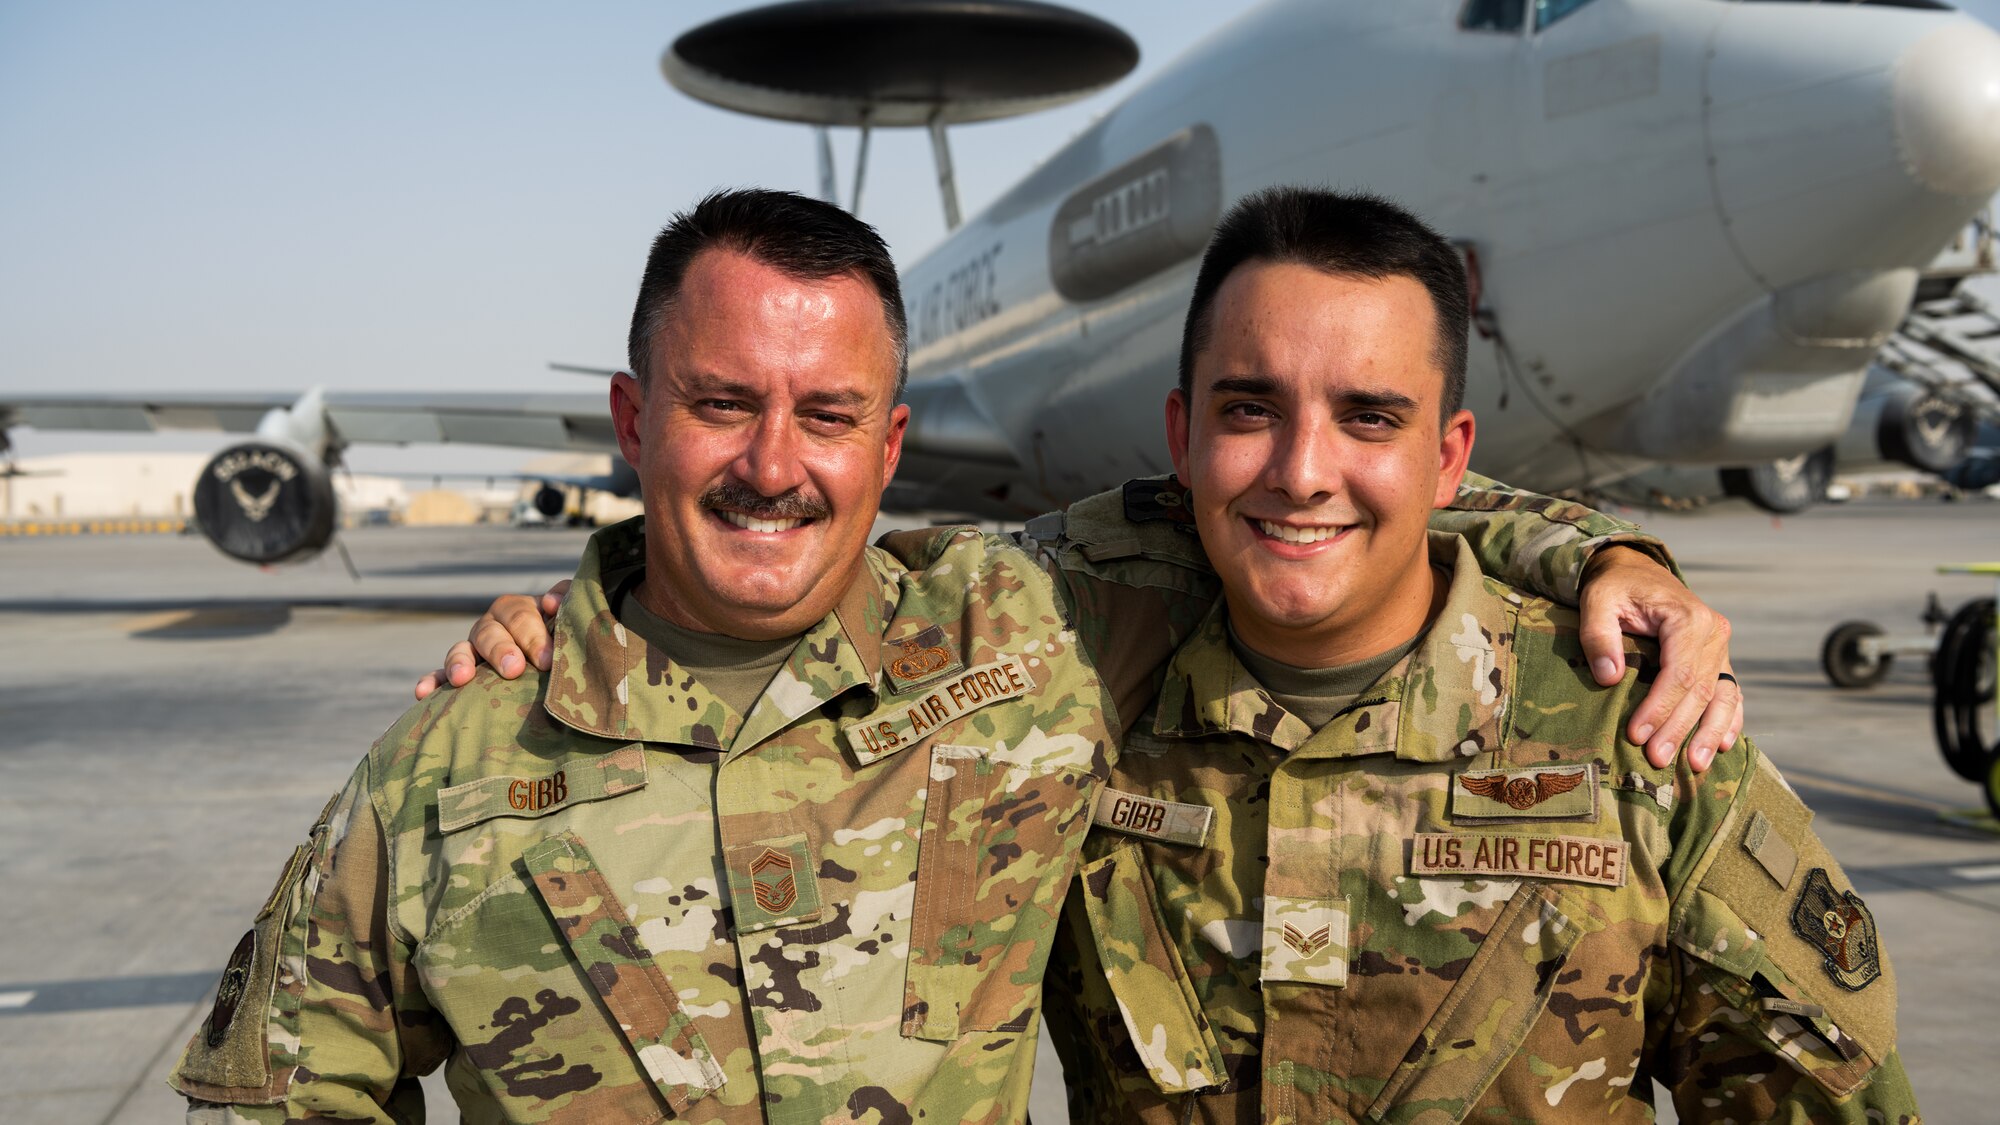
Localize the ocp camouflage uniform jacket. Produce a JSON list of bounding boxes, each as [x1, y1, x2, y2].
[[1042, 532, 1918, 1124], [171, 476, 1668, 1123], [171, 516, 1114, 1123]]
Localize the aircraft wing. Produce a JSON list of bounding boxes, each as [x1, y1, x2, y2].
[[0, 392, 617, 453]]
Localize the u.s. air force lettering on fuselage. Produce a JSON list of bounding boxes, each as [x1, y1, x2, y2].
[[912, 241, 1004, 350]]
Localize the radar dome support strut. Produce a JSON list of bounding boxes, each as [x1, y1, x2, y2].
[[662, 0, 1137, 226]]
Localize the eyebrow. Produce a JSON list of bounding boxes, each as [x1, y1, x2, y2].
[[679, 375, 872, 410], [1208, 374, 1279, 396], [798, 389, 868, 410], [1340, 388, 1420, 413], [1208, 374, 1420, 414]]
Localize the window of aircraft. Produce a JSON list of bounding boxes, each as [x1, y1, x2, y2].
[[1459, 0, 1525, 33], [1535, 0, 1598, 30]]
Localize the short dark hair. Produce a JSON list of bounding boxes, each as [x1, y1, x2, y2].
[[1177, 187, 1469, 420], [627, 188, 908, 398]]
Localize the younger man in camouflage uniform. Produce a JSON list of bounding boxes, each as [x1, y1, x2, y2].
[[1039, 189, 1917, 1123], [172, 191, 1728, 1124]]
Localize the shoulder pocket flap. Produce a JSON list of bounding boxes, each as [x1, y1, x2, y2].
[[437, 743, 647, 833], [1077, 846, 1225, 1095], [1675, 757, 1895, 1085], [1368, 883, 1604, 1124], [521, 831, 725, 1112], [171, 844, 316, 1103], [1061, 479, 1213, 574]]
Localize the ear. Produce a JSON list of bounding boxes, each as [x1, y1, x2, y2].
[[1432, 408, 1476, 508], [1165, 388, 1194, 484], [882, 402, 910, 484], [611, 372, 645, 470]]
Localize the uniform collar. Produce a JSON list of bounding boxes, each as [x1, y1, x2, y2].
[[1152, 533, 1518, 763], [543, 516, 891, 754]]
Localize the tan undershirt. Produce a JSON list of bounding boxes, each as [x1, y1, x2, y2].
[[616, 588, 797, 722], [1228, 563, 1452, 731], [1231, 627, 1422, 732]]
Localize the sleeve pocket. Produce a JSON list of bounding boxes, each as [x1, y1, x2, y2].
[[1077, 844, 1225, 1095]]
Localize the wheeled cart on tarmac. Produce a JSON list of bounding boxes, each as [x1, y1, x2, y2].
[[1824, 567, 1999, 817]]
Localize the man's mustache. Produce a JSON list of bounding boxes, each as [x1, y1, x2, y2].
[[699, 481, 832, 521]]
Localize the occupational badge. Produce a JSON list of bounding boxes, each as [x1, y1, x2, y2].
[[884, 624, 962, 691]]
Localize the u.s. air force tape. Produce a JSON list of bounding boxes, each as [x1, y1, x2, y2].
[[844, 656, 1036, 760], [1091, 789, 1214, 847], [1410, 832, 1628, 888]]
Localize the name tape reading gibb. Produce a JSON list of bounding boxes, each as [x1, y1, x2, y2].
[[845, 656, 1037, 759]]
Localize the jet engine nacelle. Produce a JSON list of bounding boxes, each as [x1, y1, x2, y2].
[[192, 440, 338, 564]]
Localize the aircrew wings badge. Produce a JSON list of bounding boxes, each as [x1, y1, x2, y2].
[[1451, 764, 1597, 820], [1790, 868, 1881, 990]]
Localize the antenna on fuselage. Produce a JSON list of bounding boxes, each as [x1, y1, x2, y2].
[[661, 0, 1138, 229]]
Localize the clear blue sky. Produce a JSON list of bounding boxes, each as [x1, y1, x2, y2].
[[3, 0, 1996, 472], [0, 0, 1217, 470]]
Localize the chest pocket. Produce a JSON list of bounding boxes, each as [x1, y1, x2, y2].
[[1366, 882, 1604, 1124], [417, 763, 726, 1119], [902, 742, 1101, 1040], [1075, 844, 1225, 1093]]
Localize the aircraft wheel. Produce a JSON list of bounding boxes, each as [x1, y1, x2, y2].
[[1932, 598, 1996, 782], [1821, 621, 1890, 689]]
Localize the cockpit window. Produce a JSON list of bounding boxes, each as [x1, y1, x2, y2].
[[1460, 0, 1525, 33], [1535, 0, 1599, 29]]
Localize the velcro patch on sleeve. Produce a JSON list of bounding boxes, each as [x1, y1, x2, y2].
[[1092, 789, 1213, 847], [1411, 832, 1628, 888], [1744, 809, 1799, 889], [844, 656, 1036, 763], [1451, 764, 1597, 821]]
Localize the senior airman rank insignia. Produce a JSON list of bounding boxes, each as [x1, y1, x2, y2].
[[885, 624, 962, 691], [1791, 867, 1881, 990]]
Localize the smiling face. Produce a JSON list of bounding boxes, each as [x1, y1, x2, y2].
[[611, 248, 907, 639], [1167, 261, 1474, 668]]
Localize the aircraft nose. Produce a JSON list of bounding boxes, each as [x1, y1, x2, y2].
[[1705, 7, 1997, 289], [1893, 23, 2000, 198]]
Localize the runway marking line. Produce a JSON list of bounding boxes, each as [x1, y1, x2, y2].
[[0, 990, 34, 1008], [1949, 863, 2000, 881]]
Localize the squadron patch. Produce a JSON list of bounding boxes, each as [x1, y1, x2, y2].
[[1451, 764, 1596, 820], [204, 930, 256, 1048], [1790, 867, 1881, 991], [884, 624, 963, 692], [1122, 476, 1198, 529]]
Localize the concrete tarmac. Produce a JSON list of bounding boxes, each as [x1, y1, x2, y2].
[[1, 498, 1994, 1122]]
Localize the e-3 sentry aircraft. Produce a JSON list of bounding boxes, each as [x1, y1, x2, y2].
[[4, 0, 1998, 567]]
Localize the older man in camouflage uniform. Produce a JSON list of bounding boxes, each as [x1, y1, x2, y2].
[[1037, 189, 1916, 1123], [183, 189, 1736, 1123]]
